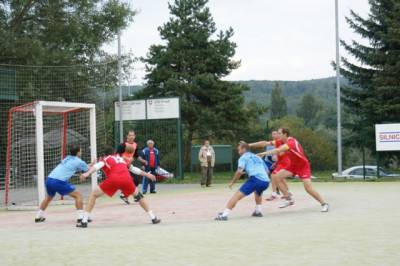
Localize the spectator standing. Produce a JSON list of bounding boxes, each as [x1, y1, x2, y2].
[[140, 140, 160, 194], [198, 140, 215, 187]]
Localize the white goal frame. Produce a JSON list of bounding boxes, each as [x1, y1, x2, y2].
[[5, 101, 97, 207]]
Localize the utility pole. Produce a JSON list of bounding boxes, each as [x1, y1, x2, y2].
[[118, 32, 123, 143], [335, 0, 343, 175]]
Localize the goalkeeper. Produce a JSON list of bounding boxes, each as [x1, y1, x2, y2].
[[117, 130, 147, 204], [35, 145, 90, 225]]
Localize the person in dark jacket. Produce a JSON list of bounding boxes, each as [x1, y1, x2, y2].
[[140, 140, 160, 194]]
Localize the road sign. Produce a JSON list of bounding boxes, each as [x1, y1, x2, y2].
[[375, 124, 400, 151]]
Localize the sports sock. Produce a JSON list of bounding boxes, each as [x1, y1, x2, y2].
[[82, 212, 90, 223], [77, 210, 84, 220], [222, 208, 231, 217], [147, 210, 156, 220], [255, 205, 262, 213], [36, 209, 45, 218], [271, 191, 278, 197]]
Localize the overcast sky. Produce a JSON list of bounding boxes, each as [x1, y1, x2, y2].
[[104, 0, 370, 85]]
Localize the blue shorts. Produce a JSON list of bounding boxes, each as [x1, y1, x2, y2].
[[239, 176, 269, 196], [45, 178, 75, 197], [264, 160, 274, 172]]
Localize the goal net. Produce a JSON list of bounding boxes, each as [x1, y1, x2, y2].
[[4, 101, 97, 209]]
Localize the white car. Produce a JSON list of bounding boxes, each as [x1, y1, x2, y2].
[[332, 165, 400, 180]]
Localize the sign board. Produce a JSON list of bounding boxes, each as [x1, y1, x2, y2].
[[115, 100, 146, 121], [146, 98, 180, 120], [375, 124, 400, 151]]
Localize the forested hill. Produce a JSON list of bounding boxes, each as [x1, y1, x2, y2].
[[239, 77, 342, 114], [128, 77, 343, 115]]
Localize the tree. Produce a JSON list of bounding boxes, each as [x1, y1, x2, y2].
[[138, 0, 262, 166], [296, 94, 323, 126], [0, 0, 135, 105], [0, 1, 135, 160], [340, 0, 400, 149], [0, 0, 134, 65], [270, 82, 287, 120]]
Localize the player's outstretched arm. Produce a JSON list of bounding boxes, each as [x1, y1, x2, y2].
[[256, 151, 268, 158], [263, 144, 290, 156], [129, 165, 156, 182], [249, 140, 273, 149], [80, 162, 104, 181], [228, 169, 244, 189]]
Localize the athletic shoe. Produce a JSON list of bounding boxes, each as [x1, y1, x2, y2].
[[119, 194, 130, 205], [150, 191, 157, 194], [76, 221, 88, 228], [281, 192, 293, 199], [215, 213, 228, 221], [152, 217, 161, 224], [35, 217, 45, 223], [77, 218, 92, 223], [206, 185, 212, 187], [279, 199, 295, 208], [266, 195, 278, 201], [251, 211, 263, 217], [321, 203, 329, 212]]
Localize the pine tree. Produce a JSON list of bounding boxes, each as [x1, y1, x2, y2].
[[139, 0, 260, 165], [270, 82, 287, 120], [341, 0, 400, 148], [296, 94, 322, 126]]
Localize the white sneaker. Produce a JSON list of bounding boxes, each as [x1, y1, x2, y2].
[[265, 194, 278, 201], [321, 203, 329, 212], [279, 199, 294, 208]]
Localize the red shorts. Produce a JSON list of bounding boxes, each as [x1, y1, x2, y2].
[[286, 161, 311, 179], [273, 158, 311, 179], [99, 176, 136, 197], [272, 157, 291, 174]]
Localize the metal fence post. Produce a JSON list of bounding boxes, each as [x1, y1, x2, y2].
[[177, 116, 184, 179]]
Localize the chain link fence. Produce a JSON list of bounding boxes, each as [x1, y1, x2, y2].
[[0, 64, 117, 196]]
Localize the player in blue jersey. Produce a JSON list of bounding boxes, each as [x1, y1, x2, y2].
[[215, 141, 270, 221], [35, 145, 90, 224], [263, 143, 276, 172], [249, 130, 289, 201]]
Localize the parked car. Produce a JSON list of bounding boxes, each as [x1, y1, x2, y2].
[[332, 165, 400, 179]]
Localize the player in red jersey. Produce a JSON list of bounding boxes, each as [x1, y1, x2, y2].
[[262, 128, 329, 212], [77, 146, 161, 228], [249, 130, 290, 201]]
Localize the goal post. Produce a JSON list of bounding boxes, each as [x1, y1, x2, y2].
[[5, 101, 97, 209]]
